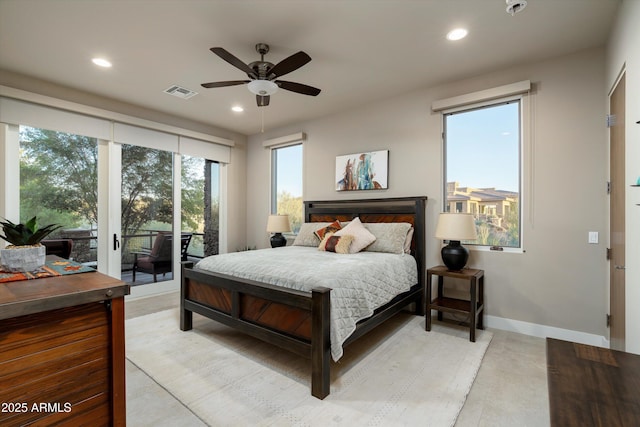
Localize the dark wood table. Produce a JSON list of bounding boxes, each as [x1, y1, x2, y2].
[[547, 338, 640, 426], [425, 265, 484, 342], [0, 264, 129, 427]]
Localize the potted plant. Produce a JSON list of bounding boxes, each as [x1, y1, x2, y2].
[[0, 217, 62, 272]]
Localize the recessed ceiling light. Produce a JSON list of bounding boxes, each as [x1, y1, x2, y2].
[[92, 58, 112, 68], [446, 28, 468, 41], [231, 105, 244, 113]]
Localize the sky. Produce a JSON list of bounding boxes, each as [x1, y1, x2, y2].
[[445, 101, 520, 192], [276, 144, 303, 197]]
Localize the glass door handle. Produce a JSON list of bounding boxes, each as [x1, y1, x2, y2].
[[113, 234, 120, 250]]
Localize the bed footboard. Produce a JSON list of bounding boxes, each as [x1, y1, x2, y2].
[[180, 261, 332, 399]]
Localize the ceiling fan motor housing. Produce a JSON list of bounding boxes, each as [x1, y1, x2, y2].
[[248, 61, 275, 79]]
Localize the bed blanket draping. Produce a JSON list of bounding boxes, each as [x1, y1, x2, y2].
[[195, 246, 417, 360]]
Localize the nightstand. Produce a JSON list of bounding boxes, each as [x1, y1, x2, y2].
[[425, 265, 484, 342]]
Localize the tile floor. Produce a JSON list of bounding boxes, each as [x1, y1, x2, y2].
[[125, 291, 550, 427]]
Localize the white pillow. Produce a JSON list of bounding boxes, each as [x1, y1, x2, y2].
[[404, 227, 414, 254], [334, 217, 376, 253], [363, 222, 413, 254], [293, 222, 333, 247]]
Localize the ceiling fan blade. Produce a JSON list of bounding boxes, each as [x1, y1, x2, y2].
[[256, 95, 270, 107], [201, 80, 250, 89], [276, 80, 321, 96], [210, 47, 256, 78], [268, 51, 311, 78]]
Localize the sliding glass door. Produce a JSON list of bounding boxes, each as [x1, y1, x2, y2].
[[120, 144, 174, 286], [2, 97, 229, 298]]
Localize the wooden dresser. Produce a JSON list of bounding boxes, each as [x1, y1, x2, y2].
[[0, 269, 129, 426], [547, 337, 640, 426]]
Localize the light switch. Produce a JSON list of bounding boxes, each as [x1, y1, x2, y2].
[[588, 231, 599, 244]]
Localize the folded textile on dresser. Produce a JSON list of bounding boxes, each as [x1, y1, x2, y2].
[[195, 246, 417, 360]]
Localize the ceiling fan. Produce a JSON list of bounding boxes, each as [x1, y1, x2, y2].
[[201, 43, 321, 107]]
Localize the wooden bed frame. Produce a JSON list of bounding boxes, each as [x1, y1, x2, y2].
[[180, 196, 427, 399]]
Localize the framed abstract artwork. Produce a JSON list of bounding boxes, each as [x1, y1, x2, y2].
[[335, 150, 388, 191]]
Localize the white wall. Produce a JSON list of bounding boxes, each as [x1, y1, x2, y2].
[[247, 47, 609, 340], [606, 0, 640, 354]]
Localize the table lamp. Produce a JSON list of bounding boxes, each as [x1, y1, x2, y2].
[[266, 214, 291, 248], [434, 213, 477, 271]]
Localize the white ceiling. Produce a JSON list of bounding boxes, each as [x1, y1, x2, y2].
[[0, 0, 619, 136]]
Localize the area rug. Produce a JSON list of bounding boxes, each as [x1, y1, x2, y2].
[[126, 309, 492, 427]]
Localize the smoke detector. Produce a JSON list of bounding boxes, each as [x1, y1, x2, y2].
[[506, 0, 527, 16]]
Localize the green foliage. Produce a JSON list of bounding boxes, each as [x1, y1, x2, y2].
[[0, 216, 62, 246], [120, 145, 174, 244], [20, 127, 98, 225], [181, 156, 206, 232], [277, 191, 303, 233]]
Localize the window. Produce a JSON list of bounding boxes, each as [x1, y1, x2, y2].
[[182, 156, 220, 258], [271, 143, 303, 233], [19, 126, 99, 263], [443, 100, 521, 248]]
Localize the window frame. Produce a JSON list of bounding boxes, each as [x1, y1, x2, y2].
[[270, 142, 304, 235], [442, 95, 524, 253]]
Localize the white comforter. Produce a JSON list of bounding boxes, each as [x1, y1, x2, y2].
[[195, 246, 417, 360]]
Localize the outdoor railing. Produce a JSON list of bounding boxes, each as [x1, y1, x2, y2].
[[53, 229, 209, 271]]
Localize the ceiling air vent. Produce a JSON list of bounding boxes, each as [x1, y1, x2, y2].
[[164, 85, 198, 99]]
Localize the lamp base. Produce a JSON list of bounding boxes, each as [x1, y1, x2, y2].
[[270, 233, 287, 248], [441, 240, 469, 271]]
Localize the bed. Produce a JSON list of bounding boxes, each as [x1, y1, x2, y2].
[[180, 196, 427, 399]]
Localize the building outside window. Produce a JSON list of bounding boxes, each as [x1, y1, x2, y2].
[[443, 99, 521, 248]]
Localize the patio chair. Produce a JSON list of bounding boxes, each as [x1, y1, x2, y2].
[[132, 232, 192, 282], [41, 239, 74, 259]]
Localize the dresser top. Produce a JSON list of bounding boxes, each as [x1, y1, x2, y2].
[[0, 269, 129, 320]]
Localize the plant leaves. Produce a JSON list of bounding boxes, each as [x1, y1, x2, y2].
[[0, 217, 61, 246]]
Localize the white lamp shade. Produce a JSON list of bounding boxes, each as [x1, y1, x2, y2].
[[248, 80, 278, 96], [266, 214, 291, 233], [435, 213, 477, 241]]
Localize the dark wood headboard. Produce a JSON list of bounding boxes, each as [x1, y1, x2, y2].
[[304, 197, 428, 289]]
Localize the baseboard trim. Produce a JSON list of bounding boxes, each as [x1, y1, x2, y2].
[[485, 314, 610, 348], [127, 280, 179, 300]]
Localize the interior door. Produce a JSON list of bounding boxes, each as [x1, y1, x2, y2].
[[609, 73, 625, 351]]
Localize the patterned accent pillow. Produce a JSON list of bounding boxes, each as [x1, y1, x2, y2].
[[318, 233, 354, 254], [314, 220, 342, 241], [334, 217, 376, 253]]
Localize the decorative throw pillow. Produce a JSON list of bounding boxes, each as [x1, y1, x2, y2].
[[318, 233, 354, 254], [334, 217, 376, 253], [314, 220, 342, 241]]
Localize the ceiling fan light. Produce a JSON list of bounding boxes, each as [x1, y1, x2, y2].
[[248, 80, 278, 96]]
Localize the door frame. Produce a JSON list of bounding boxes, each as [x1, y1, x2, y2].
[[608, 71, 626, 351]]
